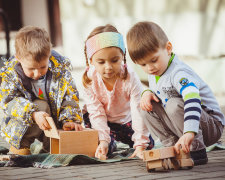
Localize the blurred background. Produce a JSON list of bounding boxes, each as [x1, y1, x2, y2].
[[0, 0, 224, 106]]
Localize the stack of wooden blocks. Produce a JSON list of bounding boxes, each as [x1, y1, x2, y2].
[[143, 146, 194, 172]]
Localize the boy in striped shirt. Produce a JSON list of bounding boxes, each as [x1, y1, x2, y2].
[[126, 21, 225, 165]]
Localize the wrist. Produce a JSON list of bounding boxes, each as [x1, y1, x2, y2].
[[135, 145, 146, 150], [141, 89, 153, 97], [184, 131, 196, 136]]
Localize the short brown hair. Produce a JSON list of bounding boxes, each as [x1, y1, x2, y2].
[[126, 21, 168, 63], [82, 24, 128, 88], [15, 26, 52, 62]]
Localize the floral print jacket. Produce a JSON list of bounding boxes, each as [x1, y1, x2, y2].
[[0, 50, 83, 148]]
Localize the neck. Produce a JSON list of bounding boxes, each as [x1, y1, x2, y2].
[[102, 76, 118, 91]]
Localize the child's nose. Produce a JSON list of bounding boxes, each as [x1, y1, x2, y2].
[[105, 62, 112, 69]]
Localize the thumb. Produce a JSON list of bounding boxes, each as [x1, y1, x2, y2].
[[101, 147, 106, 155], [129, 151, 136, 159], [153, 95, 159, 102]]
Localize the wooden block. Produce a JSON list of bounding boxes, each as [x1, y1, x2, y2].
[[175, 149, 191, 159], [146, 159, 163, 171], [177, 158, 194, 167], [44, 117, 59, 139], [143, 146, 175, 162], [0, 155, 11, 161]]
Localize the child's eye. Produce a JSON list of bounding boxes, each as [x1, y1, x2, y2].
[[97, 61, 104, 64], [152, 58, 158, 63], [141, 64, 146, 67], [111, 59, 119, 63]]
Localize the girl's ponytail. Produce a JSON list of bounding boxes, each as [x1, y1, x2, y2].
[[121, 50, 128, 80], [82, 44, 92, 88]]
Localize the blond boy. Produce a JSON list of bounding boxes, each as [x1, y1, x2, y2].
[[0, 26, 83, 155]]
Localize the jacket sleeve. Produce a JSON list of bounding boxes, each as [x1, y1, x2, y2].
[[172, 70, 201, 134], [0, 77, 38, 126], [84, 86, 111, 144], [129, 72, 151, 148], [58, 78, 83, 124]]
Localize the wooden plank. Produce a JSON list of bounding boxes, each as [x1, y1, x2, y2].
[[177, 159, 194, 167], [44, 117, 59, 139], [146, 160, 163, 170], [175, 149, 191, 159], [143, 147, 175, 161], [50, 138, 59, 154], [0, 155, 11, 161], [59, 129, 98, 157]]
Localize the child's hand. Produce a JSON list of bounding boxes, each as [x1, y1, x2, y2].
[[63, 122, 83, 131], [140, 91, 159, 111], [33, 111, 51, 130], [174, 132, 195, 154], [95, 140, 109, 159], [129, 146, 145, 159]]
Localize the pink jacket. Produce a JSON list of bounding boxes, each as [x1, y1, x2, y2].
[[83, 66, 150, 148]]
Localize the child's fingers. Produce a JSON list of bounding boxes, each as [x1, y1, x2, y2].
[[174, 143, 181, 154], [43, 120, 51, 129], [182, 142, 189, 153], [129, 151, 136, 158], [63, 123, 72, 131], [144, 102, 152, 112], [95, 147, 101, 158], [101, 147, 106, 155], [43, 112, 50, 117], [153, 95, 159, 102], [77, 124, 83, 131]]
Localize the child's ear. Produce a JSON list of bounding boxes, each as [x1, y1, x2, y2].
[[166, 41, 173, 55]]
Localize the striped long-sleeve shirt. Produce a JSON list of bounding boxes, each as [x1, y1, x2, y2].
[[147, 54, 224, 134]]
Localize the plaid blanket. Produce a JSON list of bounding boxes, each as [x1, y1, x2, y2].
[[0, 145, 136, 168]]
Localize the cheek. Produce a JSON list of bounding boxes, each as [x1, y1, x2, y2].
[[42, 68, 48, 74], [141, 66, 148, 73], [24, 70, 33, 78]]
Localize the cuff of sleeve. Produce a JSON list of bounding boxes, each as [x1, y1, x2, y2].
[[183, 120, 199, 134], [98, 132, 111, 144], [141, 89, 153, 97]]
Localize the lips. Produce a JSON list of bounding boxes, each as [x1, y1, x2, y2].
[[149, 71, 158, 75]]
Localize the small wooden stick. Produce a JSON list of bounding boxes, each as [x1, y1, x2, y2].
[[0, 155, 11, 161]]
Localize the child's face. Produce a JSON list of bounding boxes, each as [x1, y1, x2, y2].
[[137, 42, 172, 76], [91, 47, 123, 81], [18, 56, 49, 80]]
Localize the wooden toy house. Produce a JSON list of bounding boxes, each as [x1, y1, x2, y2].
[[44, 117, 98, 157]]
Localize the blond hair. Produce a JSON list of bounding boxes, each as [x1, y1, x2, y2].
[[82, 24, 128, 88], [126, 21, 168, 63], [15, 26, 52, 62]]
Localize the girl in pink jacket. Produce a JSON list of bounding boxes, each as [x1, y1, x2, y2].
[[82, 24, 154, 159]]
